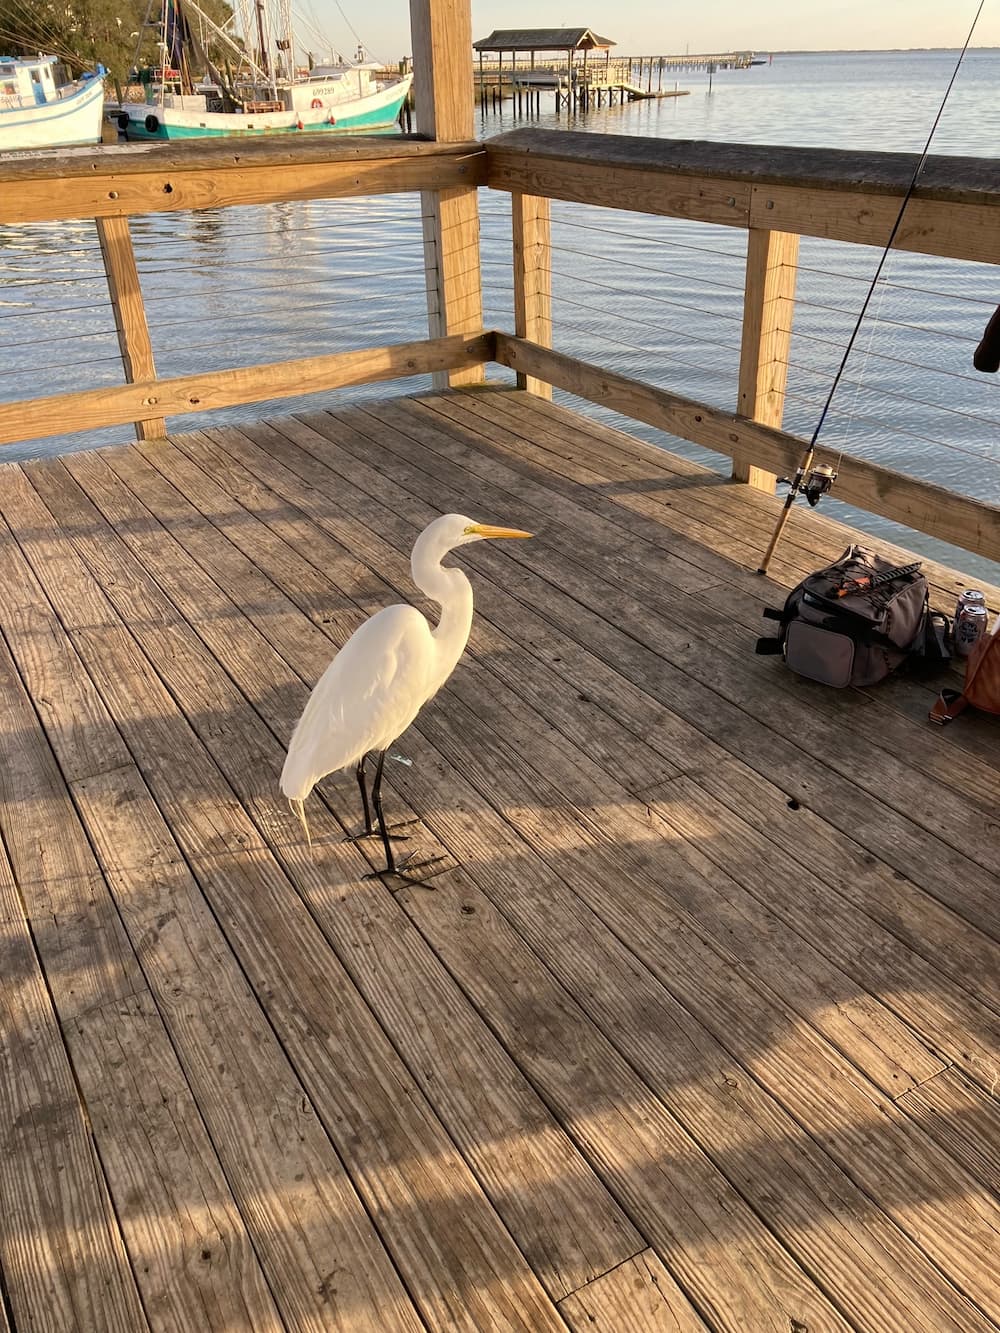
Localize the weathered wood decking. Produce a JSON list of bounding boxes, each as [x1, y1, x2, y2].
[[1, 388, 998, 1332]]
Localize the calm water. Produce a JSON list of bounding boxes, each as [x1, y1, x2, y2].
[[2, 49, 998, 575]]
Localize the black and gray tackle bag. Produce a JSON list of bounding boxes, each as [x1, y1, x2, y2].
[[755, 545, 943, 688]]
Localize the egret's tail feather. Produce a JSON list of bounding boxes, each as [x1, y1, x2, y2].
[[289, 797, 311, 848]]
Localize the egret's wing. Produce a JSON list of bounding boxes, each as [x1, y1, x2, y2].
[[280, 604, 433, 799]]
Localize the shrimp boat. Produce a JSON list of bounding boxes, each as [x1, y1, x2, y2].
[[0, 56, 105, 152], [112, 0, 411, 140]]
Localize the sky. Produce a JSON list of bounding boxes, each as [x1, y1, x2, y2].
[[304, 0, 1000, 66]]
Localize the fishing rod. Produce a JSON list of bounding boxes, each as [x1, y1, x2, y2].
[[757, 0, 986, 576]]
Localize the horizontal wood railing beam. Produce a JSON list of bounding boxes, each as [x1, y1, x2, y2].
[[0, 332, 494, 446], [0, 137, 486, 223], [485, 131, 1000, 263], [494, 333, 1000, 567]]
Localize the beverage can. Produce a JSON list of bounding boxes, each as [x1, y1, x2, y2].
[[955, 588, 987, 621], [955, 604, 988, 657]]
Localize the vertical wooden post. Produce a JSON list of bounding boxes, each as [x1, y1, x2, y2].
[[512, 193, 552, 400], [96, 216, 166, 440], [409, 0, 484, 388], [734, 227, 799, 491]]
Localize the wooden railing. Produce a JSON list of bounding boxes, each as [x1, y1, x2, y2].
[[489, 129, 1000, 566], [0, 96, 997, 566], [0, 132, 487, 444]]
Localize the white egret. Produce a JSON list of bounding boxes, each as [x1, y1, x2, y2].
[[280, 514, 533, 872]]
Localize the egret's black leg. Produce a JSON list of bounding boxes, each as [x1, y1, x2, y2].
[[356, 754, 374, 835], [361, 749, 448, 883], [370, 748, 395, 873], [347, 752, 411, 844]]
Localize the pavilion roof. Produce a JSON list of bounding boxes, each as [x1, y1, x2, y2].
[[473, 28, 615, 53]]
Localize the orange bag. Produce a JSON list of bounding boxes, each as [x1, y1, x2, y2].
[[929, 626, 1000, 723]]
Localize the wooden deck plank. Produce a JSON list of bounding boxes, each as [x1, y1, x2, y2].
[[233, 399, 997, 1034], [390, 863, 991, 1333], [475, 387, 1000, 777], [896, 1070, 1000, 1197], [394, 653, 1000, 1329], [0, 833, 147, 1333], [473, 388, 1000, 796], [160, 421, 999, 1330], [63, 991, 284, 1333], [63, 440, 648, 1303], [207, 411, 949, 1093], [2, 384, 999, 1330], [216, 406, 1000, 1323], [125, 434, 864, 1322], [13, 456, 568, 1333], [466, 387, 998, 615], [0, 473, 423, 1333], [559, 1252, 709, 1332], [395, 392, 1000, 851], [263, 404, 1000, 1090], [0, 533, 294, 1329], [170, 423, 678, 800], [340, 396, 999, 943]]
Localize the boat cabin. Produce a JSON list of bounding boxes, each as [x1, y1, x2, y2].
[[0, 55, 70, 108]]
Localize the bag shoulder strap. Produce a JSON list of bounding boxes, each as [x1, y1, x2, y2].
[[929, 688, 968, 725]]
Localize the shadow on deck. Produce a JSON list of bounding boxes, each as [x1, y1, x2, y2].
[[1, 387, 999, 1332]]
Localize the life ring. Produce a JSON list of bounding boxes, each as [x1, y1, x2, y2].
[[116, 111, 130, 130], [310, 98, 323, 109], [144, 113, 160, 133]]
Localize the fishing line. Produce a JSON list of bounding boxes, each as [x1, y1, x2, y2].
[[835, 250, 893, 474], [757, 0, 986, 575]]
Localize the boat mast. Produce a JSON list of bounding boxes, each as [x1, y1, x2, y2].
[[254, 0, 272, 88]]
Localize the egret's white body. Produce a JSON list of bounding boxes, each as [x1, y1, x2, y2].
[[280, 514, 532, 862]]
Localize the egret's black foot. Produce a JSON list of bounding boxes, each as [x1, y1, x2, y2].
[[344, 818, 418, 845], [363, 853, 449, 885]]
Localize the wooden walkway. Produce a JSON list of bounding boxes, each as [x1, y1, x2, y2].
[[1, 387, 999, 1333]]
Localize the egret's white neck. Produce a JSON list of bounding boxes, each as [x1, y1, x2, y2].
[[411, 530, 475, 679]]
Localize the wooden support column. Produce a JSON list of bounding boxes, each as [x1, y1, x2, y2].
[[734, 227, 799, 491], [96, 216, 166, 439], [512, 193, 552, 400], [410, 0, 484, 388]]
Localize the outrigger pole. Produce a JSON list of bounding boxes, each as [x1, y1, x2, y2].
[[757, 0, 986, 576]]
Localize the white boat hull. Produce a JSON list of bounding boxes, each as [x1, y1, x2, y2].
[[115, 74, 412, 140], [0, 75, 104, 151]]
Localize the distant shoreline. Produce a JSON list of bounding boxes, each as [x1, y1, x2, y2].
[[763, 46, 999, 55]]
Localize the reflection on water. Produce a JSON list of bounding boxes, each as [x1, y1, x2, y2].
[[0, 50, 997, 576]]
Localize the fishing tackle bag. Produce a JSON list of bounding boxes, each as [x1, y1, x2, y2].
[[755, 545, 934, 688], [929, 622, 1000, 724]]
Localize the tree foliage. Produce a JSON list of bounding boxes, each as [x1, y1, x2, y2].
[[0, 0, 235, 85]]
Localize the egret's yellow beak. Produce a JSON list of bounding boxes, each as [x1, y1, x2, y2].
[[467, 524, 534, 539]]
